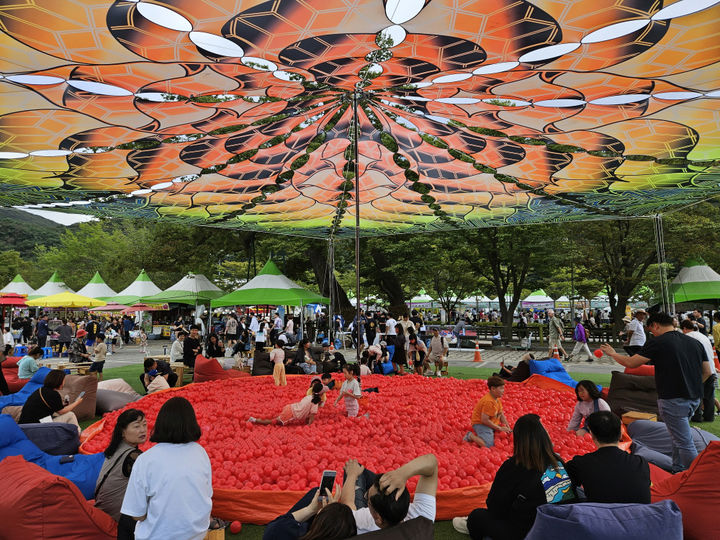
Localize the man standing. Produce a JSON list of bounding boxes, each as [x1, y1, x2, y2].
[[85, 316, 99, 350], [183, 325, 202, 368], [122, 315, 134, 344], [601, 312, 711, 472], [546, 309, 567, 359], [680, 319, 718, 422], [692, 309, 708, 335], [36, 314, 49, 348], [623, 309, 647, 355], [224, 314, 238, 348]]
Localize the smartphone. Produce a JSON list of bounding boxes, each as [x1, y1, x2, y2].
[[59, 455, 75, 464], [319, 470, 336, 500], [77, 391, 86, 399]]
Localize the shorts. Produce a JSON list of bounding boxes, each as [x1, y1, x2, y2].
[[89, 361, 105, 373], [226, 333, 237, 340], [277, 404, 302, 425], [472, 424, 495, 447], [548, 336, 563, 348], [428, 353, 444, 364]]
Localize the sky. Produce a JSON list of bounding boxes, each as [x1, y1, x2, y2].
[[18, 207, 97, 225]]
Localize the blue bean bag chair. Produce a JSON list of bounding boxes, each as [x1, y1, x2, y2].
[[528, 358, 579, 389], [525, 500, 682, 540], [0, 414, 103, 499], [0, 367, 50, 410]]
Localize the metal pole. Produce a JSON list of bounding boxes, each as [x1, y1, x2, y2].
[[327, 237, 334, 345], [570, 263, 575, 322], [653, 214, 670, 313], [353, 91, 361, 362]]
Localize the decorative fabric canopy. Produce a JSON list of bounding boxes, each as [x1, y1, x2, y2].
[[89, 302, 131, 312], [27, 292, 107, 308], [76, 271, 118, 301], [211, 260, 327, 306], [1, 1, 720, 237], [0, 275, 35, 297], [28, 272, 74, 300], [142, 273, 224, 305], [113, 269, 162, 305], [669, 257, 720, 303]]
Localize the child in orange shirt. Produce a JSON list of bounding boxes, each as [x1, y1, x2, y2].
[[463, 376, 511, 448]]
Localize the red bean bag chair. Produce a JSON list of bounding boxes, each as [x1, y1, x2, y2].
[[625, 365, 655, 376], [0, 455, 117, 539], [2, 356, 29, 394], [194, 355, 248, 383], [651, 441, 720, 540]]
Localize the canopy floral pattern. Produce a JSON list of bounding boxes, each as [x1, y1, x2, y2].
[[1, 0, 719, 237]]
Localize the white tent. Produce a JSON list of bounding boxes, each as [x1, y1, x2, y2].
[[142, 273, 223, 305], [459, 295, 492, 309], [29, 271, 74, 299], [521, 289, 554, 309], [0, 274, 35, 296], [76, 271, 117, 301], [408, 292, 435, 308], [113, 269, 162, 305]]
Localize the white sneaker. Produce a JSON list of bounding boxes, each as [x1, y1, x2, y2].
[[248, 417, 257, 423], [452, 516, 469, 535]]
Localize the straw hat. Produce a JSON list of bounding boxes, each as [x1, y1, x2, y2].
[[622, 316, 632, 323]]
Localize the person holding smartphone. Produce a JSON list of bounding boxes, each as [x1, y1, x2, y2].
[[18, 369, 83, 432]]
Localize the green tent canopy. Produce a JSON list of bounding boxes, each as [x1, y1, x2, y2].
[[668, 258, 720, 304], [141, 273, 224, 305], [29, 272, 74, 299], [76, 271, 117, 301], [0, 274, 35, 297], [211, 260, 328, 307], [113, 269, 162, 305]]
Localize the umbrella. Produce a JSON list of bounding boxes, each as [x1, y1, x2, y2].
[[122, 303, 168, 314], [26, 292, 107, 308], [0, 293, 28, 307], [89, 302, 131, 312], [141, 273, 223, 305], [76, 272, 118, 301], [211, 260, 327, 307]]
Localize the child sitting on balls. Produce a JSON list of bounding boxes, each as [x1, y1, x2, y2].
[[249, 381, 323, 426], [463, 376, 511, 448]]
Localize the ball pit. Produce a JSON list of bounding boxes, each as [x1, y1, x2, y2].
[[81, 374, 598, 522]]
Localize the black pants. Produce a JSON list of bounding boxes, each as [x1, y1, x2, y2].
[[623, 345, 642, 356], [0, 368, 9, 395], [692, 374, 717, 422], [117, 513, 136, 540], [467, 508, 530, 540], [37, 335, 47, 348]]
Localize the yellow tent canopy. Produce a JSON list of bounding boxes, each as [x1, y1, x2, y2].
[[26, 292, 108, 308]]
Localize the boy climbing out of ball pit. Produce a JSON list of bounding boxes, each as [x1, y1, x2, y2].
[[334, 363, 362, 417], [463, 376, 511, 448], [249, 381, 323, 426]]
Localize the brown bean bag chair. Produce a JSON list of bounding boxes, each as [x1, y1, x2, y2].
[[347, 517, 433, 540], [0, 455, 117, 539], [194, 355, 248, 383], [607, 371, 658, 419], [652, 441, 720, 540], [61, 375, 98, 421]]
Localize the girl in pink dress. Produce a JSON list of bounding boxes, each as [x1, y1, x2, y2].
[[249, 381, 323, 426]]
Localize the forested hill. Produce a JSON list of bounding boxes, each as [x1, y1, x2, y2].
[[0, 208, 67, 258]]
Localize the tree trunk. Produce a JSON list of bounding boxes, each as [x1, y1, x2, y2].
[[306, 244, 353, 312], [369, 247, 407, 315]]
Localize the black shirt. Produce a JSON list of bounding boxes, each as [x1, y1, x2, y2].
[[639, 331, 706, 399], [183, 336, 202, 366], [19, 388, 63, 423], [155, 360, 172, 376], [85, 320, 99, 340], [566, 446, 650, 503]]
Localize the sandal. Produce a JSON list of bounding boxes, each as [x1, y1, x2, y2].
[[209, 517, 229, 530]]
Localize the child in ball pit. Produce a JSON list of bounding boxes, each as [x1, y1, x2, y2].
[[307, 376, 329, 406], [334, 363, 362, 417], [249, 381, 323, 426], [463, 376, 511, 448]]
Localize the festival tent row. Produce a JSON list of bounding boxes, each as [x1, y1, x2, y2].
[[28, 272, 74, 300], [0, 275, 35, 297]]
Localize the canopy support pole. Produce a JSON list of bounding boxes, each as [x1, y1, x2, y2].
[[327, 238, 335, 346], [653, 214, 670, 313], [352, 91, 361, 362]]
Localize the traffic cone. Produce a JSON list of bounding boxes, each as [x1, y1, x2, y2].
[[714, 349, 720, 372], [329, 340, 335, 352], [552, 344, 560, 360], [473, 341, 482, 363]]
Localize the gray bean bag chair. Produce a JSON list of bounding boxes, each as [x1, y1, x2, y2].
[[252, 350, 273, 376], [628, 419, 719, 471], [607, 371, 659, 418], [95, 389, 140, 415], [347, 517, 433, 540]]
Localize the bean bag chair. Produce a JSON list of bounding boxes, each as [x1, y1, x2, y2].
[[625, 364, 655, 376], [194, 355, 248, 382], [97, 378, 141, 398], [96, 389, 139, 415], [61, 374, 98, 421], [252, 350, 274, 376], [528, 357, 579, 389], [607, 371, 658, 418], [0, 455, 116, 539], [652, 441, 720, 540], [19, 422, 80, 455], [0, 366, 50, 411], [525, 500, 682, 540], [2, 356, 29, 393], [0, 414, 103, 499], [347, 517, 433, 540], [628, 420, 719, 472]]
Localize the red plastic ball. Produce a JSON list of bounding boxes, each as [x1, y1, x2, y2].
[[230, 520, 242, 534], [594, 349, 603, 358]]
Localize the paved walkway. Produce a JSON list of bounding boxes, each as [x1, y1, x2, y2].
[[103, 341, 623, 376]]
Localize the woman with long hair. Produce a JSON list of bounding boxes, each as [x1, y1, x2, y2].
[[454, 414, 575, 539], [567, 379, 610, 436], [18, 369, 84, 431], [95, 409, 147, 538], [121, 397, 213, 540]]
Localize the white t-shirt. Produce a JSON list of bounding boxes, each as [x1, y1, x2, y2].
[[170, 339, 184, 362], [385, 318, 397, 336], [121, 442, 212, 540], [628, 318, 646, 347], [687, 330, 717, 375], [352, 493, 436, 534]]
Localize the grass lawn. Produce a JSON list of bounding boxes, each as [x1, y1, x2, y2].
[[93, 364, 719, 538]]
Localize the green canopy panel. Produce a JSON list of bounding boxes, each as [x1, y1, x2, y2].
[[142, 273, 224, 305], [2, 1, 720, 237], [112, 269, 162, 305], [212, 260, 328, 307], [668, 258, 720, 304]]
